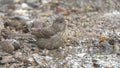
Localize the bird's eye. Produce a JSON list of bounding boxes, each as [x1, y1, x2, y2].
[[59, 21, 62, 23]]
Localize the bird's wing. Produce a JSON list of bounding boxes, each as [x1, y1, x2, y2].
[[32, 27, 57, 38]]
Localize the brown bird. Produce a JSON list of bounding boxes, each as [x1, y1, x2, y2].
[[31, 16, 66, 39], [32, 17, 67, 49]]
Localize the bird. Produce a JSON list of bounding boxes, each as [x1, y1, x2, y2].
[[31, 16, 66, 39], [31, 16, 67, 49]]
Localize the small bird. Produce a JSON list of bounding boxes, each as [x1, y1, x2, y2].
[[31, 16, 66, 39], [31, 16, 67, 49]]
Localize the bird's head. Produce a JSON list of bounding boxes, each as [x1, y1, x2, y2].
[[52, 17, 66, 31]]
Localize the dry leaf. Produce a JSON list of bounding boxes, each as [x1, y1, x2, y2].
[[63, 10, 70, 16], [113, 45, 119, 53], [99, 36, 109, 42], [42, 13, 51, 17]]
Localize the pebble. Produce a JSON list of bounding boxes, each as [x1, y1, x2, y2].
[[0, 41, 15, 54], [21, 3, 31, 9]]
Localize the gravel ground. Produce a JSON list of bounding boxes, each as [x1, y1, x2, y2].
[[0, 0, 120, 68]]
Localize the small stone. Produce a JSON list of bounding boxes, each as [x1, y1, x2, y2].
[[21, 3, 31, 9], [1, 56, 14, 63], [32, 53, 43, 65], [0, 41, 15, 54], [93, 63, 100, 68], [108, 39, 115, 45], [14, 0, 24, 3], [0, 0, 13, 5], [0, 18, 4, 29], [28, 57, 37, 65], [16, 55, 29, 63], [113, 45, 119, 53], [26, 0, 38, 3], [41, 0, 51, 4], [4, 19, 26, 31], [63, 10, 70, 16], [14, 52, 22, 58], [44, 56, 53, 61], [12, 40, 20, 50], [104, 66, 113, 68]]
